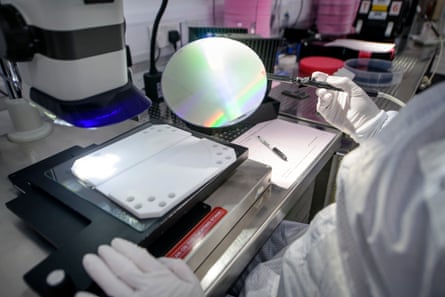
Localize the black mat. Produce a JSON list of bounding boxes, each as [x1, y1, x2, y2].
[[6, 121, 248, 296]]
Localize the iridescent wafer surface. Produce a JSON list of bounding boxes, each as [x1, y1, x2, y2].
[[162, 37, 267, 128]]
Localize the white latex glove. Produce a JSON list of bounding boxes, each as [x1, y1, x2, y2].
[[75, 238, 204, 297], [312, 71, 388, 143]]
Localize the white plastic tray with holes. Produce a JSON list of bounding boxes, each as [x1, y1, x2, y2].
[[71, 124, 236, 219]]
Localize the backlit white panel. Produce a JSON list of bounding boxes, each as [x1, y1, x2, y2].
[[71, 124, 191, 187], [72, 124, 236, 218]]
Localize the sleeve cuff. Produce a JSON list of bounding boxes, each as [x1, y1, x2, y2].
[[352, 110, 397, 143]]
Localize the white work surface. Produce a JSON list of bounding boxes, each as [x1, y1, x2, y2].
[[0, 109, 342, 297]]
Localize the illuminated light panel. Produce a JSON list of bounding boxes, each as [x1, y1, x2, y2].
[[71, 124, 237, 219], [71, 124, 192, 187], [72, 153, 121, 185]]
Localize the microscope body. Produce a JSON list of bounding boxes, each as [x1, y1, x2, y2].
[[0, 0, 151, 128]]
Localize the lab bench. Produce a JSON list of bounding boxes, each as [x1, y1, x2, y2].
[[0, 107, 341, 296]]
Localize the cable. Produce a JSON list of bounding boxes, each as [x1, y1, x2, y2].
[[144, 0, 168, 101], [253, 0, 259, 34], [365, 89, 406, 108], [376, 91, 406, 107], [423, 32, 444, 87], [291, 0, 303, 28], [415, 5, 444, 89], [149, 0, 168, 75], [212, 0, 216, 25]]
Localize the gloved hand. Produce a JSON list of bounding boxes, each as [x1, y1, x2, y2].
[[312, 71, 388, 143], [75, 238, 205, 297]]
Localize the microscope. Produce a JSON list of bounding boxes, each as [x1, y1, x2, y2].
[[0, 0, 151, 129]]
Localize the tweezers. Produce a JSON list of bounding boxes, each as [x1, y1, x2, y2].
[[267, 73, 344, 92]]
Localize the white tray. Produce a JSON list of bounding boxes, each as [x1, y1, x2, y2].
[[71, 124, 236, 218]]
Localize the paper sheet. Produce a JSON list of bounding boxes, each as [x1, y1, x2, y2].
[[325, 39, 395, 53], [232, 119, 336, 189]]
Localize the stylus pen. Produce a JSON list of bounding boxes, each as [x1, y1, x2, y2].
[[257, 135, 288, 161], [267, 73, 344, 92]]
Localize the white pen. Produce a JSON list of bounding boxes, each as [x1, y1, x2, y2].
[[257, 135, 288, 161]]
